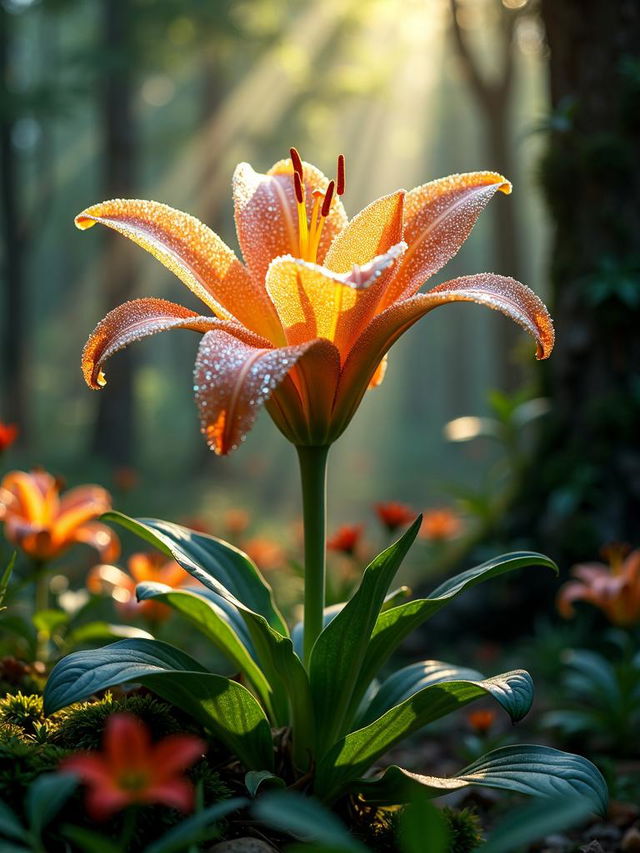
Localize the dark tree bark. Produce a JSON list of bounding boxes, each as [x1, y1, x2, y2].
[[0, 6, 27, 432], [510, 0, 640, 562], [449, 0, 522, 388], [92, 0, 137, 466]]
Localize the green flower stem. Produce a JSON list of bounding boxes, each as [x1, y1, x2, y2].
[[297, 445, 330, 668], [33, 560, 49, 662]]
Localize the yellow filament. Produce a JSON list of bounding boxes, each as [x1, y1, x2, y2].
[[296, 194, 309, 260], [306, 193, 324, 262], [307, 209, 326, 263]]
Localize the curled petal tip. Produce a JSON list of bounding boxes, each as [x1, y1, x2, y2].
[[498, 178, 512, 195], [74, 212, 97, 230]]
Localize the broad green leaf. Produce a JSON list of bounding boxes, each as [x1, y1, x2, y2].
[[136, 582, 274, 719], [62, 621, 153, 652], [245, 770, 285, 797], [252, 791, 367, 852], [345, 552, 557, 723], [399, 791, 449, 853], [315, 670, 533, 800], [144, 797, 248, 853], [478, 796, 591, 853], [354, 745, 608, 816], [310, 519, 422, 753], [32, 609, 69, 634], [0, 551, 16, 611], [357, 660, 485, 727], [43, 638, 274, 771], [105, 512, 287, 635], [0, 801, 26, 843], [106, 513, 313, 760], [26, 772, 77, 838]]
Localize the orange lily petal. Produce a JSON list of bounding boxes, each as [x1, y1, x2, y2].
[[233, 158, 347, 283], [368, 355, 388, 389], [333, 273, 554, 436], [82, 297, 270, 390], [151, 735, 205, 778], [380, 172, 512, 308], [143, 779, 194, 812], [75, 199, 281, 340], [265, 243, 406, 357], [105, 714, 150, 773], [193, 330, 334, 454], [72, 521, 121, 562], [52, 497, 112, 551], [323, 190, 405, 272], [0, 471, 49, 525]]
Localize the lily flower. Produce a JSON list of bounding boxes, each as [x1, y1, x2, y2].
[[87, 551, 189, 621], [557, 546, 640, 627], [0, 470, 119, 562], [62, 713, 205, 819], [78, 149, 554, 455]]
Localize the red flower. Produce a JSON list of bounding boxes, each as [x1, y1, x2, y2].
[[242, 536, 285, 571], [374, 502, 415, 534], [467, 709, 497, 735], [419, 507, 462, 541], [327, 524, 363, 557], [0, 422, 18, 453], [62, 713, 205, 820]]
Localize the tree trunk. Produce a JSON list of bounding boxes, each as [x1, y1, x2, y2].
[[0, 7, 27, 433], [510, 0, 640, 563], [92, 0, 137, 466]]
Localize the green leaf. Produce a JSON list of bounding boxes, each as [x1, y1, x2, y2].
[[62, 826, 122, 853], [310, 518, 422, 753], [104, 512, 287, 635], [252, 791, 367, 852], [357, 660, 486, 727], [136, 583, 274, 719], [0, 800, 26, 843], [245, 770, 285, 797], [399, 791, 449, 853], [144, 798, 248, 853], [106, 513, 314, 762], [26, 772, 77, 838], [0, 551, 16, 611], [354, 745, 608, 816], [345, 552, 557, 724], [478, 795, 592, 853], [316, 670, 533, 800], [43, 638, 274, 771], [32, 609, 69, 635]]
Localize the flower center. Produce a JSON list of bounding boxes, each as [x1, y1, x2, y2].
[[290, 147, 345, 264], [118, 769, 151, 792]]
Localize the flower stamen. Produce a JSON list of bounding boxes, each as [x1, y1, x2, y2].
[[289, 148, 345, 263]]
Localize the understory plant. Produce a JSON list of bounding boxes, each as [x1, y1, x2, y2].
[[44, 150, 606, 819]]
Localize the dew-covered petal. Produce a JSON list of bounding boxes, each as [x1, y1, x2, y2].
[[82, 297, 270, 390], [193, 330, 337, 454], [233, 158, 347, 283], [379, 172, 512, 308], [323, 190, 405, 272], [265, 243, 405, 358], [75, 198, 281, 340], [332, 273, 554, 436]]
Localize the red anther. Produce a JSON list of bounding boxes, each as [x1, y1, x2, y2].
[[337, 154, 346, 195], [290, 147, 304, 178], [321, 180, 335, 217], [294, 171, 304, 204]]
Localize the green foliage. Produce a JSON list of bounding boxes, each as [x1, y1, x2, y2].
[[43, 515, 608, 822]]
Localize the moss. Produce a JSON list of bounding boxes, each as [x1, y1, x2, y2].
[[0, 691, 60, 741], [50, 691, 199, 750], [0, 736, 70, 814], [442, 806, 484, 853]]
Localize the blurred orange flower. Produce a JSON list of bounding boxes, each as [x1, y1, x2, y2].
[[62, 713, 204, 820], [467, 708, 497, 735], [88, 551, 189, 621], [0, 470, 119, 562], [223, 507, 250, 536], [327, 524, 364, 557], [112, 466, 139, 492], [557, 547, 640, 627], [242, 536, 285, 571], [374, 502, 415, 534], [419, 507, 463, 541], [0, 422, 18, 453], [77, 150, 553, 455]]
